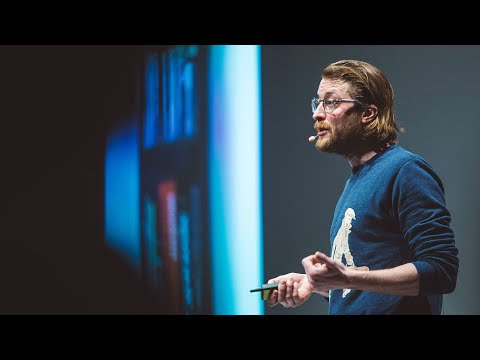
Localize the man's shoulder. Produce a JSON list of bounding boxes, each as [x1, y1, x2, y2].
[[387, 146, 443, 188], [383, 145, 428, 168]]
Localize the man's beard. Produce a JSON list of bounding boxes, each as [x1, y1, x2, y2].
[[314, 114, 366, 157]]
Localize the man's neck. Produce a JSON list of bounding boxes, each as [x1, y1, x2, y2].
[[345, 150, 378, 169]]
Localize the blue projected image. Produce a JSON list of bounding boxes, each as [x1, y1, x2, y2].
[[105, 45, 263, 315]]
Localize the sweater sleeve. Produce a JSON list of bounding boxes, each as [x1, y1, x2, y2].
[[392, 157, 459, 295]]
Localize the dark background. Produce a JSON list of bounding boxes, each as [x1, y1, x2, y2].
[[262, 45, 480, 315], [1, 45, 166, 314]]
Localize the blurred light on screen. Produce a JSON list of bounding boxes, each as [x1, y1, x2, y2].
[[105, 121, 141, 272], [208, 45, 263, 315]]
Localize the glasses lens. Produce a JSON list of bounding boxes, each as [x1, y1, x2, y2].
[[311, 98, 336, 114], [324, 99, 335, 113], [311, 98, 318, 113]]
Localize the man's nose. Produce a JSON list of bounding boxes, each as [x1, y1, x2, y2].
[[312, 105, 326, 122]]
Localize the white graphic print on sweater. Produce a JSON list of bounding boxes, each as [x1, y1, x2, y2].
[[331, 208, 356, 298]]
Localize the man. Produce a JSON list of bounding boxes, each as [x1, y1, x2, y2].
[[267, 60, 459, 314]]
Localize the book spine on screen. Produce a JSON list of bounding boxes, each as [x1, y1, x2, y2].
[[189, 184, 202, 313], [178, 210, 193, 314], [158, 180, 182, 314], [143, 195, 163, 294], [144, 52, 160, 149], [160, 47, 197, 143]]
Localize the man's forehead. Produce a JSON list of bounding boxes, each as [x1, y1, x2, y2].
[[318, 79, 349, 94]]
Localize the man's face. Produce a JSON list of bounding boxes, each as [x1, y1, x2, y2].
[[313, 78, 363, 156]]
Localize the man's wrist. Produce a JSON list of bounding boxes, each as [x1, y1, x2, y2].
[[346, 266, 370, 290], [314, 289, 330, 298]]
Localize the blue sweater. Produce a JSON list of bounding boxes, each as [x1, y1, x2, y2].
[[328, 145, 459, 315]]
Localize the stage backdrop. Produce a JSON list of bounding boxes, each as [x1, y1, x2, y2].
[[262, 45, 480, 315]]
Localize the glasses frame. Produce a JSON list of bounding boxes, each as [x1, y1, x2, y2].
[[311, 97, 362, 114]]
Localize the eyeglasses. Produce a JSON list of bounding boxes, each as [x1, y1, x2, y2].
[[311, 97, 361, 114]]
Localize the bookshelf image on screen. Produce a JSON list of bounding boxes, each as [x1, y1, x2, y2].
[[140, 45, 210, 314]]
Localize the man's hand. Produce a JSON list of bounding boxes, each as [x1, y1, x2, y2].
[[302, 251, 369, 294], [266, 273, 313, 308]]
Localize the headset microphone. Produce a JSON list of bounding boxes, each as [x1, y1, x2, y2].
[[308, 134, 319, 142]]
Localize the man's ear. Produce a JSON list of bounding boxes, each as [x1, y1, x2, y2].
[[361, 104, 378, 124]]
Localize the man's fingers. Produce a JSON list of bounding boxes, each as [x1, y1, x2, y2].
[[276, 280, 286, 303], [267, 290, 278, 307], [301, 254, 317, 270], [284, 279, 295, 307], [301, 255, 313, 267], [292, 281, 299, 298], [314, 251, 335, 269], [292, 281, 301, 307], [314, 251, 329, 262]]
